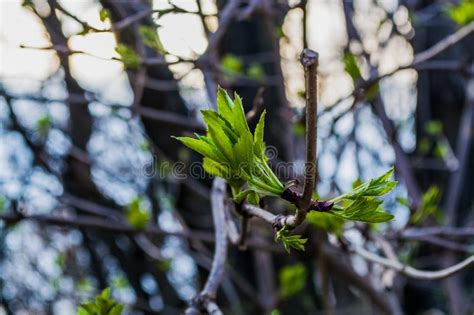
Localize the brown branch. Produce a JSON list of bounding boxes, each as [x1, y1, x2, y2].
[[275, 49, 320, 228], [300, 49, 319, 211], [412, 22, 474, 66]]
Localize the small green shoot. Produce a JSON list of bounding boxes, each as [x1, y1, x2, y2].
[[278, 263, 307, 299], [115, 44, 141, 69], [275, 226, 307, 253], [77, 288, 124, 315], [125, 197, 150, 229], [328, 167, 396, 223], [174, 87, 285, 202]]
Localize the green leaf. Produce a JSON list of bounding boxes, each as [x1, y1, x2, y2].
[[217, 86, 234, 123], [201, 109, 238, 144], [77, 288, 124, 315], [330, 197, 391, 222], [173, 136, 225, 163], [329, 168, 397, 223], [221, 54, 243, 79], [253, 110, 267, 159], [344, 52, 362, 83], [139, 25, 165, 54], [36, 114, 52, 137], [247, 63, 265, 81], [307, 211, 345, 235], [115, 44, 141, 69], [424, 120, 443, 136], [410, 185, 441, 225], [233, 131, 253, 167], [446, 0, 474, 25], [247, 191, 260, 205], [275, 227, 307, 253], [202, 157, 231, 180], [77, 278, 93, 293], [99, 8, 110, 22], [351, 177, 364, 189], [278, 263, 307, 299], [340, 167, 397, 200], [233, 189, 253, 203], [174, 88, 284, 197], [125, 197, 150, 230], [109, 305, 124, 315], [111, 276, 129, 289], [231, 92, 251, 136], [208, 124, 235, 165]]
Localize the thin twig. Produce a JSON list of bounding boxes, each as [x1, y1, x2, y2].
[[245, 87, 266, 122], [399, 226, 474, 238], [351, 244, 474, 280], [185, 178, 228, 315]]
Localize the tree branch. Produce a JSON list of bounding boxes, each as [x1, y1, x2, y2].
[[351, 243, 474, 280], [185, 178, 228, 315]]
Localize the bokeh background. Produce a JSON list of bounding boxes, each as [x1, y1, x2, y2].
[[0, 0, 473, 314]]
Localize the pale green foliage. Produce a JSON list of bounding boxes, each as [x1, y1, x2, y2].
[[446, 0, 474, 25], [424, 120, 443, 136], [410, 185, 441, 225], [115, 44, 141, 69], [221, 54, 243, 80], [99, 8, 109, 22], [329, 168, 396, 223], [278, 263, 307, 299], [174, 89, 397, 253], [77, 278, 94, 293], [275, 226, 307, 253], [344, 52, 362, 82], [306, 211, 345, 235], [247, 63, 265, 81], [174, 87, 284, 201], [77, 288, 124, 315], [36, 114, 52, 137], [125, 197, 150, 229], [111, 276, 129, 289], [343, 52, 379, 99], [139, 26, 165, 54]]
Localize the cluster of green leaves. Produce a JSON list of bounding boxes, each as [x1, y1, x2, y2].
[[115, 44, 141, 70], [328, 168, 397, 223], [306, 211, 345, 235], [278, 263, 307, 299], [409, 185, 442, 225], [418, 120, 451, 159], [175, 89, 397, 252], [275, 226, 307, 253], [125, 197, 150, 229], [174, 87, 284, 202], [344, 52, 379, 100], [139, 25, 165, 54], [221, 54, 266, 81], [77, 288, 124, 315], [99, 8, 110, 22], [344, 52, 362, 82], [446, 0, 474, 25]]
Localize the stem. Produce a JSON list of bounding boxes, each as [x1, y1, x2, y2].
[[300, 49, 319, 209]]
